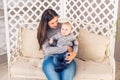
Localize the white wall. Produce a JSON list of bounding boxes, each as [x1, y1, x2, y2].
[[0, 0, 6, 55], [0, 0, 3, 9], [115, 0, 120, 61]]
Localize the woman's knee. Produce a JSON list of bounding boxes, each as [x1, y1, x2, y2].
[[42, 56, 61, 80], [64, 60, 76, 71], [42, 56, 53, 71], [61, 60, 76, 80]]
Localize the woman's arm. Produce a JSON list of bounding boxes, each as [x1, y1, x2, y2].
[[73, 38, 79, 53], [42, 40, 68, 55], [65, 39, 78, 64], [73, 44, 78, 53]]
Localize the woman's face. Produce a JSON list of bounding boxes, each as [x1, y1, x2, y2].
[[48, 16, 58, 29]]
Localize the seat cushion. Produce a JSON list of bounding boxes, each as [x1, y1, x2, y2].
[[77, 28, 109, 62], [10, 57, 112, 80], [74, 58, 112, 80], [10, 57, 46, 79], [21, 27, 45, 58]]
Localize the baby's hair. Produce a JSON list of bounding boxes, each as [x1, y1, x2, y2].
[[62, 22, 73, 30]]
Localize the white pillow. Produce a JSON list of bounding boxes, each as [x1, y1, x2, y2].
[[21, 27, 45, 58], [77, 28, 109, 62]]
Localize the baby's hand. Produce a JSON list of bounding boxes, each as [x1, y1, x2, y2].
[[49, 38, 53, 44], [74, 39, 79, 45]]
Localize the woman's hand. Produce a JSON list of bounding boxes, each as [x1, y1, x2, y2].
[[74, 39, 79, 45], [67, 46, 73, 52], [65, 52, 77, 64]]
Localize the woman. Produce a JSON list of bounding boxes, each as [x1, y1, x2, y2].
[[37, 9, 78, 80]]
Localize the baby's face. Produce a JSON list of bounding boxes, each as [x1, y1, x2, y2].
[[61, 25, 72, 36]]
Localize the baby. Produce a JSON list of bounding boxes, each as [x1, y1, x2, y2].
[[49, 22, 78, 72]]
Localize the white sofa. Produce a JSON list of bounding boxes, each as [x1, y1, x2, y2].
[[9, 24, 115, 80]]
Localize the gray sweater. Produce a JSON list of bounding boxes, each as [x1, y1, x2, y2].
[[51, 32, 76, 47], [42, 23, 78, 55]]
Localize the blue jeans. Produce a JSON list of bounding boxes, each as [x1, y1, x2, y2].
[[53, 52, 69, 72], [42, 55, 76, 80]]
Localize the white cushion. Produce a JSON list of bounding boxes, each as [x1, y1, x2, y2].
[[77, 28, 109, 62], [10, 57, 112, 80], [11, 57, 46, 79], [21, 28, 45, 58], [74, 58, 112, 80]]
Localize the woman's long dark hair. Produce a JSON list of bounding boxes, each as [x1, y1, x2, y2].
[[37, 9, 58, 49]]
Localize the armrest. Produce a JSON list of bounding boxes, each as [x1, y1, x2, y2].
[[105, 44, 115, 80], [10, 47, 22, 65], [9, 26, 23, 65]]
